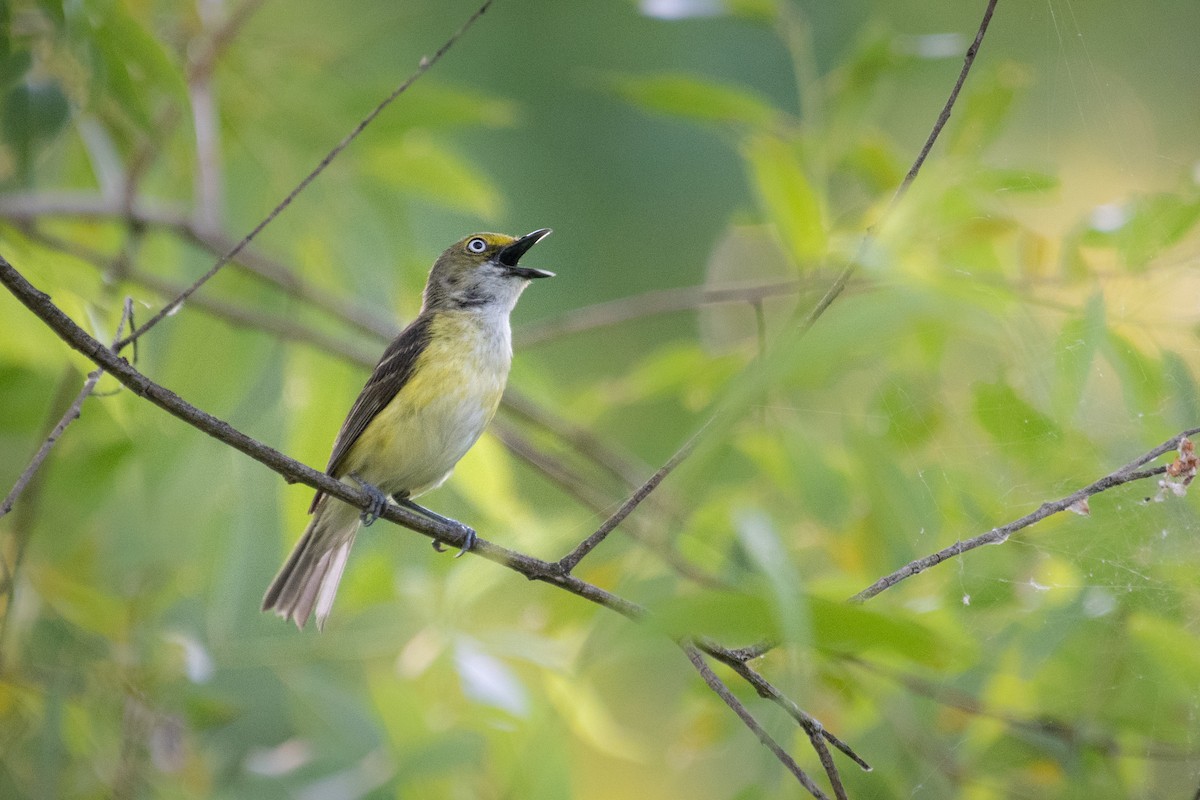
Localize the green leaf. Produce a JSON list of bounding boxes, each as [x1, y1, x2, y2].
[[612, 72, 779, 128], [1, 80, 70, 173], [382, 84, 519, 131], [650, 590, 778, 642], [1102, 331, 1164, 414], [1081, 192, 1200, 270], [810, 597, 968, 668], [1051, 292, 1105, 418], [1163, 350, 1200, 424], [365, 133, 503, 219], [68, 0, 187, 129], [742, 134, 826, 264], [974, 168, 1059, 194], [973, 381, 1061, 450], [946, 61, 1028, 155]]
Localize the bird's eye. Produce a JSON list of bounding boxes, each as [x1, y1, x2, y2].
[[466, 237, 488, 254]]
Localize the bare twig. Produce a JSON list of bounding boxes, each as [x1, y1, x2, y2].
[[0, 195, 400, 339], [111, 0, 495, 352], [851, 431, 1199, 603], [796, 0, 999, 336], [683, 644, 832, 800], [701, 639, 870, 774], [490, 423, 724, 587], [0, 298, 134, 521], [558, 420, 709, 573]]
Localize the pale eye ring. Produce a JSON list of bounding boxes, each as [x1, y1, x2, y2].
[[466, 237, 487, 254]]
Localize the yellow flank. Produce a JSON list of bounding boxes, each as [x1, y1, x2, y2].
[[339, 309, 510, 499]]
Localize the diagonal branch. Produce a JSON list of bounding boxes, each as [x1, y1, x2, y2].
[[851, 433, 1199, 603], [683, 644, 832, 800], [1, 298, 134, 522], [557, 420, 709, 573], [0, 254, 855, 793], [700, 639, 870, 777], [111, 0, 495, 352]]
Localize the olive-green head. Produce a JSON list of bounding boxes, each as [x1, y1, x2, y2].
[[423, 228, 553, 313]]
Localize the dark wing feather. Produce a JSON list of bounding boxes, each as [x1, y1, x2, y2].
[[308, 314, 433, 513]]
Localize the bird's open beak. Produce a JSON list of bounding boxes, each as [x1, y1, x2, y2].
[[498, 228, 555, 279]]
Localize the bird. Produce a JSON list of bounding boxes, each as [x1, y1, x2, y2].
[[262, 228, 554, 629]]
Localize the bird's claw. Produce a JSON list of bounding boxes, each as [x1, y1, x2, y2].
[[351, 475, 389, 526], [431, 522, 476, 557]]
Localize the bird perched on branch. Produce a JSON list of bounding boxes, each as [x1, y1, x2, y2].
[[262, 229, 554, 629]]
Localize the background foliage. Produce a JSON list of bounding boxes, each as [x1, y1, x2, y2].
[[2, 0, 1200, 797]]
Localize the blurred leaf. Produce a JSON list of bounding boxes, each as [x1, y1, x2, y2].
[[1, 79, 70, 175], [1102, 331, 1164, 414], [974, 168, 1059, 194], [1051, 292, 1105, 419], [69, 0, 187, 129], [810, 597, 968, 668], [1081, 192, 1200, 270], [0, 49, 31, 91], [365, 133, 503, 219], [0, 363, 57, 434], [29, 567, 125, 638], [973, 381, 1061, 452], [725, 0, 779, 21], [946, 61, 1028, 155], [454, 637, 529, 717], [389, 84, 519, 130], [1164, 350, 1200, 424], [742, 134, 826, 264], [650, 589, 777, 643], [612, 72, 779, 128], [872, 376, 943, 446], [545, 674, 645, 762]]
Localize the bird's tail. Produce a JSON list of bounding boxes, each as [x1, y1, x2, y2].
[[262, 498, 360, 630]]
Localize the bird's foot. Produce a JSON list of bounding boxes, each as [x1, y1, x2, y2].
[[398, 498, 476, 557], [350, 474, 389, 526]]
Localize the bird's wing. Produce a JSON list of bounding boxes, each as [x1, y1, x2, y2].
[[309, 314, 433, 513]]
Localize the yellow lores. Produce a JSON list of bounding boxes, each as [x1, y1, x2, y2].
[[263, 229, 553, 629]]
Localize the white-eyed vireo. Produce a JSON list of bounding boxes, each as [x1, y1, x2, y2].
[[262, 228, 553, 629]]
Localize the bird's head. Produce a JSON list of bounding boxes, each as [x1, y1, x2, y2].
[[424, 228, 554, 312]]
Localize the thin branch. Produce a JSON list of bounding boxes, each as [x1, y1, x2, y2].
[[0, 298, 133, 521], [490, 423, 725, 587], [796, 0, 999, 336], [0, 252, 849, 793], [557, 420, 709, 573], [891, 0, 999, 212], [514, 279, 808, 347], [0, 253, 643, 613], [13, 224, 725, 584], [851, 432, 1200, 603], [682, 644, 832, 800], [111, 0, 495, 351], [0, 196, 400, 340], [500, 388, 651, 491], [701, 639, 870, 774]]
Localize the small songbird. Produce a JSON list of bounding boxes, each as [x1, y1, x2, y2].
[[262, 228, 554, 629]]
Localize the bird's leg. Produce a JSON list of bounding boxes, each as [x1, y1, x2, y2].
[[349, 474, 389, 526], [392, 495, 476, 557]]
